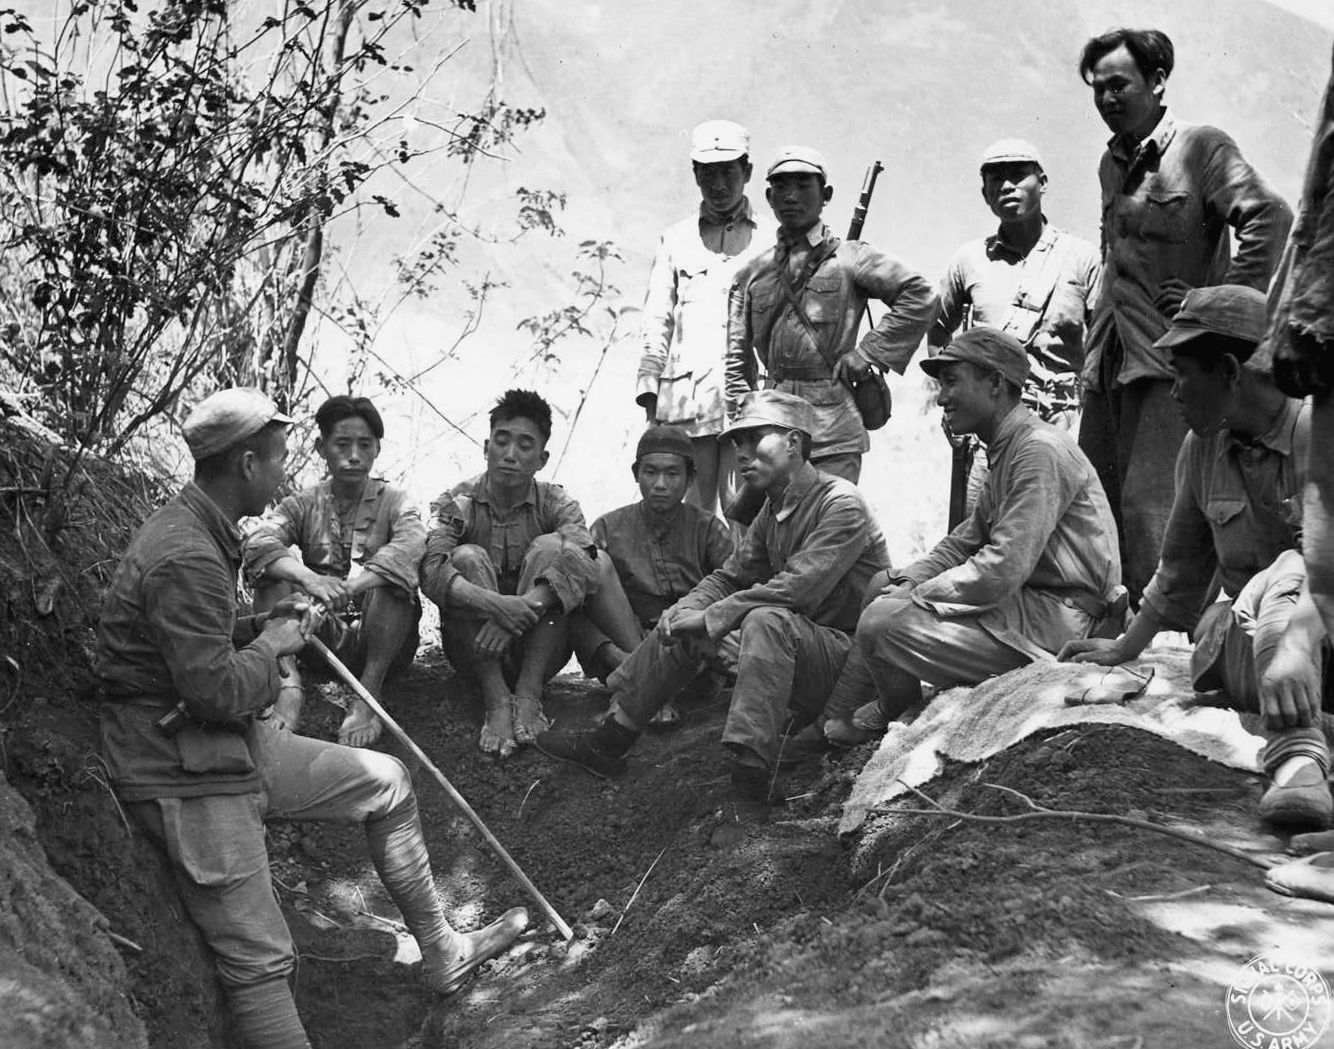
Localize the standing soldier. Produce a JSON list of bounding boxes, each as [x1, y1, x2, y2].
[[636, 119, 767, 513], [1077, 27, 1292, 602], [725, 146, 935, 485], [931, 138, 1101, 518], [934, 140, 1101, 416]]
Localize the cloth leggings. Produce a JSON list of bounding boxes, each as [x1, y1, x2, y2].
[[128, 719, 452, 1049]]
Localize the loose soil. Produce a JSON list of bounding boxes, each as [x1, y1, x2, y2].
[[234, 653, 1334, 1049]]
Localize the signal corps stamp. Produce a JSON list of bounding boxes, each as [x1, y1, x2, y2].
[[1226, 950, 1332, 1049]]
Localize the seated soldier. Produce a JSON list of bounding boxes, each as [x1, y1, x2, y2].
[[537, 390, 890, 834], [421, 389, 621, 758], [1063, 286, 1332, 830], [97, 389, 527, 1049], [243, 395, 423, 748], [569, 424, 735, 723], [822, 326, 1122, 744]]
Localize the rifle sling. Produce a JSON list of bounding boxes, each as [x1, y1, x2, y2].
[[770, 239, 844, 374]]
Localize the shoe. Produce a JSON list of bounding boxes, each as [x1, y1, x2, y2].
[[710, 764, 772, 848], [775, 722, 826, 765], [1259, 762, 1333, 830], [534, 717, 638, 778], [422, 907, 530, 995]]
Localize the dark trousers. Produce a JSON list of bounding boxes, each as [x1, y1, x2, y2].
[[1078, 334, 1187, 603]]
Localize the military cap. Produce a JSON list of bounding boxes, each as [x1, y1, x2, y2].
[[920, 326, 1030, 388], [183, 387, 293, 460], [1153, 285, 1268, 351], [979, 138, 1044, 172], [720, 389, 816, 439], [635, 424, 695, 466], [766, 145, 828, 182], [690, 120, 750, 163]]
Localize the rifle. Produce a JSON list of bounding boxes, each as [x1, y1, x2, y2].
[[724, 160, 885, 527], [847, 161, 883, 241], [944, 304, 977, 531]]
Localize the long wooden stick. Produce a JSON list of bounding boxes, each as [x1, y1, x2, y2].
[[309, 636, 574, 940]]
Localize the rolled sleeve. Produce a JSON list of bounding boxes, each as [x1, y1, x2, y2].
[[537, 488, 598, 611], [241, 494, 303, 584], [853, 245, 937, 374], [363, 491, 426, 592], [421, 491, 467, 608]]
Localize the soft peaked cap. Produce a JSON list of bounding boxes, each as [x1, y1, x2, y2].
[[720, 389, 816, 439], [183, 387, 293, 460], [920, 326, 1031, 388]]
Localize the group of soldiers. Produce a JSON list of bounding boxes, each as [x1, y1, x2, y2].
[[89, 24, 1334, 1049]]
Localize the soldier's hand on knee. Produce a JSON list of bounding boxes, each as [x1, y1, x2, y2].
[[489, 594, 540, 635], [1259, 635, 1323, 729], [475, 618, 515, 657]]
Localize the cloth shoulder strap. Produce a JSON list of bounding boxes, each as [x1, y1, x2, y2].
[[771, 238, 842, 369], [1000, 231, 1069, 347]]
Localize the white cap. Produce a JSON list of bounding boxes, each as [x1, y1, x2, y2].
[[690, 120, 750, 163]]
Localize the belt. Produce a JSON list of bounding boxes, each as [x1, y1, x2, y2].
[[770, 364, 831, 382]]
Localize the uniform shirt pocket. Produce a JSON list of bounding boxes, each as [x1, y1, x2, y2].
[[1140, 191, 1191, 244], [1205, 496, 1255, 571], [803, 274, 843, 324]]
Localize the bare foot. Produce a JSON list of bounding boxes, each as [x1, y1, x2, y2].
[[338, 698, 384, 747], [511, 692, 549, 745], [479, 701, 516, 759], [270, 684, 305, 733]]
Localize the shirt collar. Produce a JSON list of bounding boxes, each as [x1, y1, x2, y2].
[[180, 481, 242, 561], [699, 195, 756, 228], [986, 219, 1054, 261], [1224, 397, 1302, 458], [777, 222, 830, 251], [984, 405, 1033, 465], [771, 461, 819, 521], [639, 499, 684, 531], [475, 472, 537, 508], [1108, 108, 1177, 166]]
